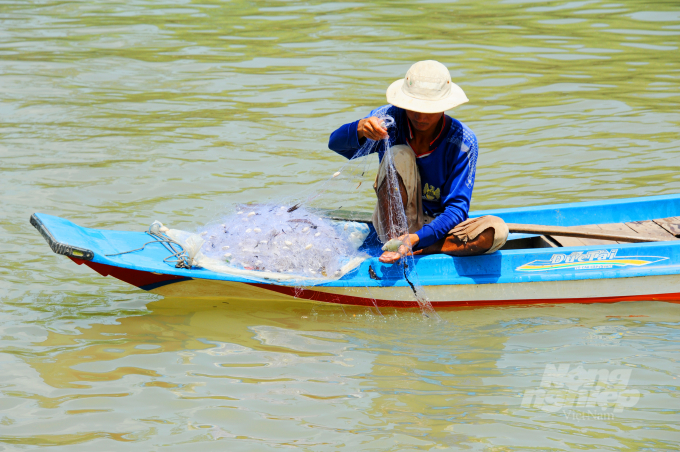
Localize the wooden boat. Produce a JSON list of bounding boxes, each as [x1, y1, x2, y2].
[[31, 193, 680, 308]]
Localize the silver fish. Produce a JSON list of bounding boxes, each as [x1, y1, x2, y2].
[[381, 239, 403, 252]]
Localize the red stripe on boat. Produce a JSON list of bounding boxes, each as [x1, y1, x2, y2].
[[69, 258, 680, 308], [69, 258, 189, 289], [249, 283, 421, 307], [247, 283, 680, 308]]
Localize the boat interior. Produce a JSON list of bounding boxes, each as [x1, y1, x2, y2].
[[501, 217, 680, 250]]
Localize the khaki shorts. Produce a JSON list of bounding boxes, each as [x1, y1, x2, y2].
[[371, 144, 508, 254]]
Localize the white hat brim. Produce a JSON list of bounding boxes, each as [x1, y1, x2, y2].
[[386, 79, 469, 114]]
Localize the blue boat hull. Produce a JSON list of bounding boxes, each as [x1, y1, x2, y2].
[[31, 193, 680, 307]]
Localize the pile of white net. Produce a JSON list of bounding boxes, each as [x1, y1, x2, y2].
[[164, 204, 370, 283]]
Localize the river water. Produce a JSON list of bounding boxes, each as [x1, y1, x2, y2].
[[1, 0, 680, 450]]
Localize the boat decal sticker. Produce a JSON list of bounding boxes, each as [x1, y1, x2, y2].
[[516, 249, 669, 272]]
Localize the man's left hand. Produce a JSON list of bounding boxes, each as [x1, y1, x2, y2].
[[378, 233, 419, 264]]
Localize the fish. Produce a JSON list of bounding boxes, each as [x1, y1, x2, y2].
[[381, 239, 403, 252], [287, 219, 316, 228]]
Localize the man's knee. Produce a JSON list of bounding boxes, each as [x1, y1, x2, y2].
[[376, 144, 415, 195], [390, 144, 416, 173], [449, 215, 509, 255], [451, 227, 496, 255], [376, 144, 415, 184], [481, 221, 508, 254], [477, 228, 496, 251]]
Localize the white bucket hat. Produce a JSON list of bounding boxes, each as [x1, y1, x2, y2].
[[386, 60, 469, 114]]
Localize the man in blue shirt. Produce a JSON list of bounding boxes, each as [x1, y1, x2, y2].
[[328, 60, 508, 263]]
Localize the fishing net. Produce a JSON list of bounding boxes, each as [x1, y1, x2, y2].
[[165, 205, 371, 282], [156, 107, 439, 318]]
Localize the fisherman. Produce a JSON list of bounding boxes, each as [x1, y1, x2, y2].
[[328, 60, 508, 263]]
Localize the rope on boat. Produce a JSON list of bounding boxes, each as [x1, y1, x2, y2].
[[105, 225, 193, 269]]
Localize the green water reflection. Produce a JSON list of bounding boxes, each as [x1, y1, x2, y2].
[[1, 0, 680, 449]]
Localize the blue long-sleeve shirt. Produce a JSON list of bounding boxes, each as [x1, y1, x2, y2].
[[328, 105, 478, 249]]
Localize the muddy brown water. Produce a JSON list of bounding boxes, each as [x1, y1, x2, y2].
[[1, 0, 679, 449]]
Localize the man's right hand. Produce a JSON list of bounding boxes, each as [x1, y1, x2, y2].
[[357, 117, 389, 141]]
